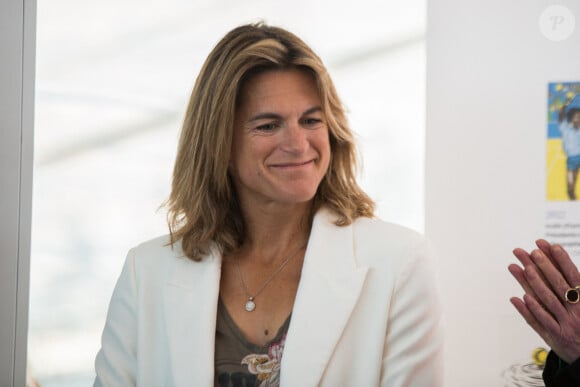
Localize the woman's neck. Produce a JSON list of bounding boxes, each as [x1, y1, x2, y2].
[[237, 202, 313, 265]]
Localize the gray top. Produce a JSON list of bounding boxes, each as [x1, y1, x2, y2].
[[214, 298, 291, 387]]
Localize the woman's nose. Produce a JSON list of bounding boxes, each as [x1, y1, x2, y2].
[[281, 121, 308, 152]]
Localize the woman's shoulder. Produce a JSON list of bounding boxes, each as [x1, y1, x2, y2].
[[122, 235, 220, 287], [130, 234, 220, 260], [127, 234, 216, 269], [315, 207, 425, 251], [121, 235, 183, 275], [131, 234, 179, 256], [125, 234, 176, 263], [350, 216, 431, 272], [353, 215, 424, 247]]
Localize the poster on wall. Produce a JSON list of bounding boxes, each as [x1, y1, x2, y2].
[[545, 82, 580, 260]]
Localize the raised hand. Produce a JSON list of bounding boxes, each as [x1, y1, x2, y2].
[[509, 240, 580, 364]]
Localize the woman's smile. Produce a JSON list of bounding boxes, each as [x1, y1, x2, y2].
[[270, 159, 315, 169]]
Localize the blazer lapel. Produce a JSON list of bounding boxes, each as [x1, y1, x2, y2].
[[163, 246, 221, 387], [281, 209, 369, 386]]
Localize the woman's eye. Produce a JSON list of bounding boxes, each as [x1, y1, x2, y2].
[[303, 118, 322, 126], [256, 123, 278, 131]]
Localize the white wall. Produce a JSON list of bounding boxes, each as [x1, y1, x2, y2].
[[0, 0, 36, 385], [427, 0, 579, 385]]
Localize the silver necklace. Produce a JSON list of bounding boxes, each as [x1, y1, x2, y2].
[[235, 244, 306, 312]]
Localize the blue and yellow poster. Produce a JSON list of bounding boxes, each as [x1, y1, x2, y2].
[[547, 82, 580, 201]]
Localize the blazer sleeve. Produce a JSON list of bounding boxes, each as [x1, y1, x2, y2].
[[543, 350, 580, 387], [94, 248, 138, 386], [380, 240, 444, 386]]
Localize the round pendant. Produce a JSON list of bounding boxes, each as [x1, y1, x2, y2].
[[245, 299, 256, 312]]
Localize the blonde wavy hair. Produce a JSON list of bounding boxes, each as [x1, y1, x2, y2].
[[167, 23, 375, 261]]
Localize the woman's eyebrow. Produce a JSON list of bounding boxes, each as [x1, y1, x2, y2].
[[302, 106, 322, 115], [248, 112, 282, 122], [248, 106, 322, 123]]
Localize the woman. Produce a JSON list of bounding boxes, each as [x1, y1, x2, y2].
[[509, 240, 580, 386], [94, 23, 443, 387]]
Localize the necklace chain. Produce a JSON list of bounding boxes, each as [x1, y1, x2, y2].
[[235, 244, 306, 312]]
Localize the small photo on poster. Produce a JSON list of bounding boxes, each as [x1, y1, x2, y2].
[[547, 82, 580, 201]]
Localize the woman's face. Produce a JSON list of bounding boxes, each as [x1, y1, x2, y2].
[[230, 68, 331, 210]]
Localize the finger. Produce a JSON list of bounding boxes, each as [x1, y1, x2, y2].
[[513, 248, 534, 267], [510, 247, 549, 298], [510, 297, 550, 341], [514, 248, 552, 289], [535, 241, 566, 288], [531, 249, 571, 293], [526, 265, 569, 321], [536, 239, 554, 261], [550, 244, 580, 286], [523, 294, 562, 342], [508, 264, 536, 296]]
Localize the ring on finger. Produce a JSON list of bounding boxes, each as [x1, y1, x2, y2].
[[565, 286, 580, 304]]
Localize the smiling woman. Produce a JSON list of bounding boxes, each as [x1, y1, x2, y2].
[[28, 1, 428, 384], [230, 69, 331, 209], [93, 23, 442, 387]]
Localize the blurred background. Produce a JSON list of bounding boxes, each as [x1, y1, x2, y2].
[[29, 0, 426, 385]]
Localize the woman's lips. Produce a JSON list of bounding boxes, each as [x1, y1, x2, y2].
[[270, 159, 315, 169]]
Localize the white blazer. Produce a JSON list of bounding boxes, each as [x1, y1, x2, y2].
[[94, 208, 444, 386]]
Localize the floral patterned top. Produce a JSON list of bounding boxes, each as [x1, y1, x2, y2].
[[214, 298, 291, 387]]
